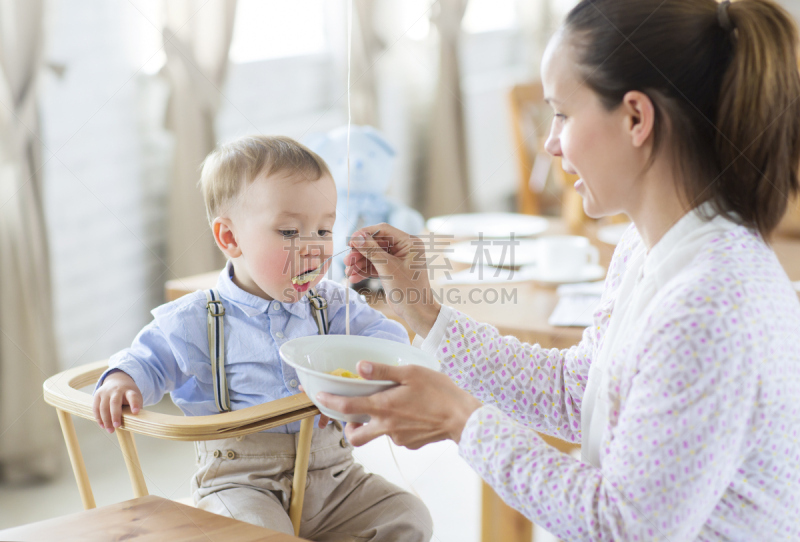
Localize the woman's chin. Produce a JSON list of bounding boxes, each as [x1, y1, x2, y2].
[[581, 199, 606, 220]]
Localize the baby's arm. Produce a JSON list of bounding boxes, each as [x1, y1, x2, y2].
[[93, 320, 189, 433]]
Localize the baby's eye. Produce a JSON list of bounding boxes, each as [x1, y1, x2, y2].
[[279, 229, 298, 238], [317, 230, 332, 237]]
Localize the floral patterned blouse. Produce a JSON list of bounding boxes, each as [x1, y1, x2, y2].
[[417, 216, 800, 541]]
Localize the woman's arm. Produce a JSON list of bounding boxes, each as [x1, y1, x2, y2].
[[418, 305, 602, 443]]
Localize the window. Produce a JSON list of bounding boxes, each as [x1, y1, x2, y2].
[[462, 0, 517, 33], [228, 0, 326, 63]]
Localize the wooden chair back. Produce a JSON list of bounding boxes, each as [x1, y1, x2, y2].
[[508, 81, 591, 231]]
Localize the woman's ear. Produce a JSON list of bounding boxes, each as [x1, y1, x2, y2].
[[622, 90, 655, 149], [212, 217, 242, 258]]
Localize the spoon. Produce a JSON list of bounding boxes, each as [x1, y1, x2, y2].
[[292, 229, 380, 285]]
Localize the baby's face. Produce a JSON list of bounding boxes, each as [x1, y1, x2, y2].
[[229, 172, 337, 303]]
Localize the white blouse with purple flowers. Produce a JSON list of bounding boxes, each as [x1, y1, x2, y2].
[[416, 208, 800, 541]]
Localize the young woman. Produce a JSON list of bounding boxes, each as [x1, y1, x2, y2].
[[319, 0, 800, 539]]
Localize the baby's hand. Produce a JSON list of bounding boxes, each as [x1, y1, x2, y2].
[[92, 371, 143, 433]]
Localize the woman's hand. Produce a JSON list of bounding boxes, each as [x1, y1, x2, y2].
[[344, 223, 441, 338], [316, 360, 482, 449]]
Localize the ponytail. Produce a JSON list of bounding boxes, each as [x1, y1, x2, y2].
[[715, 0, 800, 238], [564, 0, 800, 239]]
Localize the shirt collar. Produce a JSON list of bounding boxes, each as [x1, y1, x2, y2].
[[643, 202, 740, 288], [215, 260, 310, 318]]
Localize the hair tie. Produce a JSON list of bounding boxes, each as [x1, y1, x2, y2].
[[718, 0, 733, 32]]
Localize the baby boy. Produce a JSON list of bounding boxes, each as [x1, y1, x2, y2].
[[92, 135, 432, 540]]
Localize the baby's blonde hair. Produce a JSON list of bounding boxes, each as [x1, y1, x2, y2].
[[200, 135, 331, 224]]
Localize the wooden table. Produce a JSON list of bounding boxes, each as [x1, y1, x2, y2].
[[0, 495, 306, 541], [162, 223, 800, 542]]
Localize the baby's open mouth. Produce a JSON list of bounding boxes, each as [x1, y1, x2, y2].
[[292, 265, 322, 286]]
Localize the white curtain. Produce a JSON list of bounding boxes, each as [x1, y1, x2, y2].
[[0, 0, 60, 482], [421, 0, 472, 218], [350, 0, 382, 127], [162, 0, 237, 278]]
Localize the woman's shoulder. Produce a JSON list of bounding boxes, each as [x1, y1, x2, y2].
[[683, 226, 790, 291], [655, 226, 799, 327]]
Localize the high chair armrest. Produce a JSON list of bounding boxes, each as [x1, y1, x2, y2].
[[43, 360, 319, 441]]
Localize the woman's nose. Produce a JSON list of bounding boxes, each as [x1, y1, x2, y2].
[[544, 130, 561, 157]]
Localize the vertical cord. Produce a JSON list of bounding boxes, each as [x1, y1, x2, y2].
[[388, 437, 423, 499], [343, 2, 413, 495], [345, 0, 353, 336]]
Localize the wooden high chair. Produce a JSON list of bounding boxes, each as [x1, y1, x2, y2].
[[43, 362, 318, 537]]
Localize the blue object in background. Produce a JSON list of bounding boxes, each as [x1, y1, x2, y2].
[[305, 125, 425, 281]]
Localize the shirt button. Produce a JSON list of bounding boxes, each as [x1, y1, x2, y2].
[[275, 331, 285, 339], [272, 303, 280, 311], [226, 450, 236, 460], [289, 379, 298, 388], [213, 450, 220, 458], [339, 437, 347, 448]]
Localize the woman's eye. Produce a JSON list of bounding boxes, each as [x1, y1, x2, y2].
[[279, 230, 298, 238], [554, 113, 567, 121], [317, 230, 332, 237]]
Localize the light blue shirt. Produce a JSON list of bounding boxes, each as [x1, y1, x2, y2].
[[97, 261, 409, 433]]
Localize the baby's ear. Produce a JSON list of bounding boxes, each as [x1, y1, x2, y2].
[[212, 217, 241, 258]]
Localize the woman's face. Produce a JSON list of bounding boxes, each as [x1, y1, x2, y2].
[[541, 32, 642, 219]]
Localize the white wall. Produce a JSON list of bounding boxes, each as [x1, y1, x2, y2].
[[42, 0, 171, 369]]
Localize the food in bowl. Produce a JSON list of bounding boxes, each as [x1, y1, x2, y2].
[[329, 368, 364, 380]]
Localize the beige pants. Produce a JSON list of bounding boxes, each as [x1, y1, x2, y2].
[[192, 424, 433, 541]]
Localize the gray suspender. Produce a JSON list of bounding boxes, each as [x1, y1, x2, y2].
[[205, 287, 329, 414], [306, 287, 329, 335], [205, 289, 230, 413]]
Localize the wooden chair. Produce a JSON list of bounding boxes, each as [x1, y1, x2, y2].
[[508, 82, 591, 231], [43, 361, 319, 537]]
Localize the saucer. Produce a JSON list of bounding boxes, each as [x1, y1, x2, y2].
[[447, 239, 540, 266], [426, 213, 548, 239], [519, 264, 606, 285]]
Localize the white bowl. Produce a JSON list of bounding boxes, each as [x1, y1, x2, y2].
[[279, 335, 438, 423]]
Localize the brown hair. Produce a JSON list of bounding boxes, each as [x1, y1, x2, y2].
[[563, 0, 800, 238], [199, 135, 331, 223]]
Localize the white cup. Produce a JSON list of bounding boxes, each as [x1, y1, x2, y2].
[[536, 236, 599, 278]]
